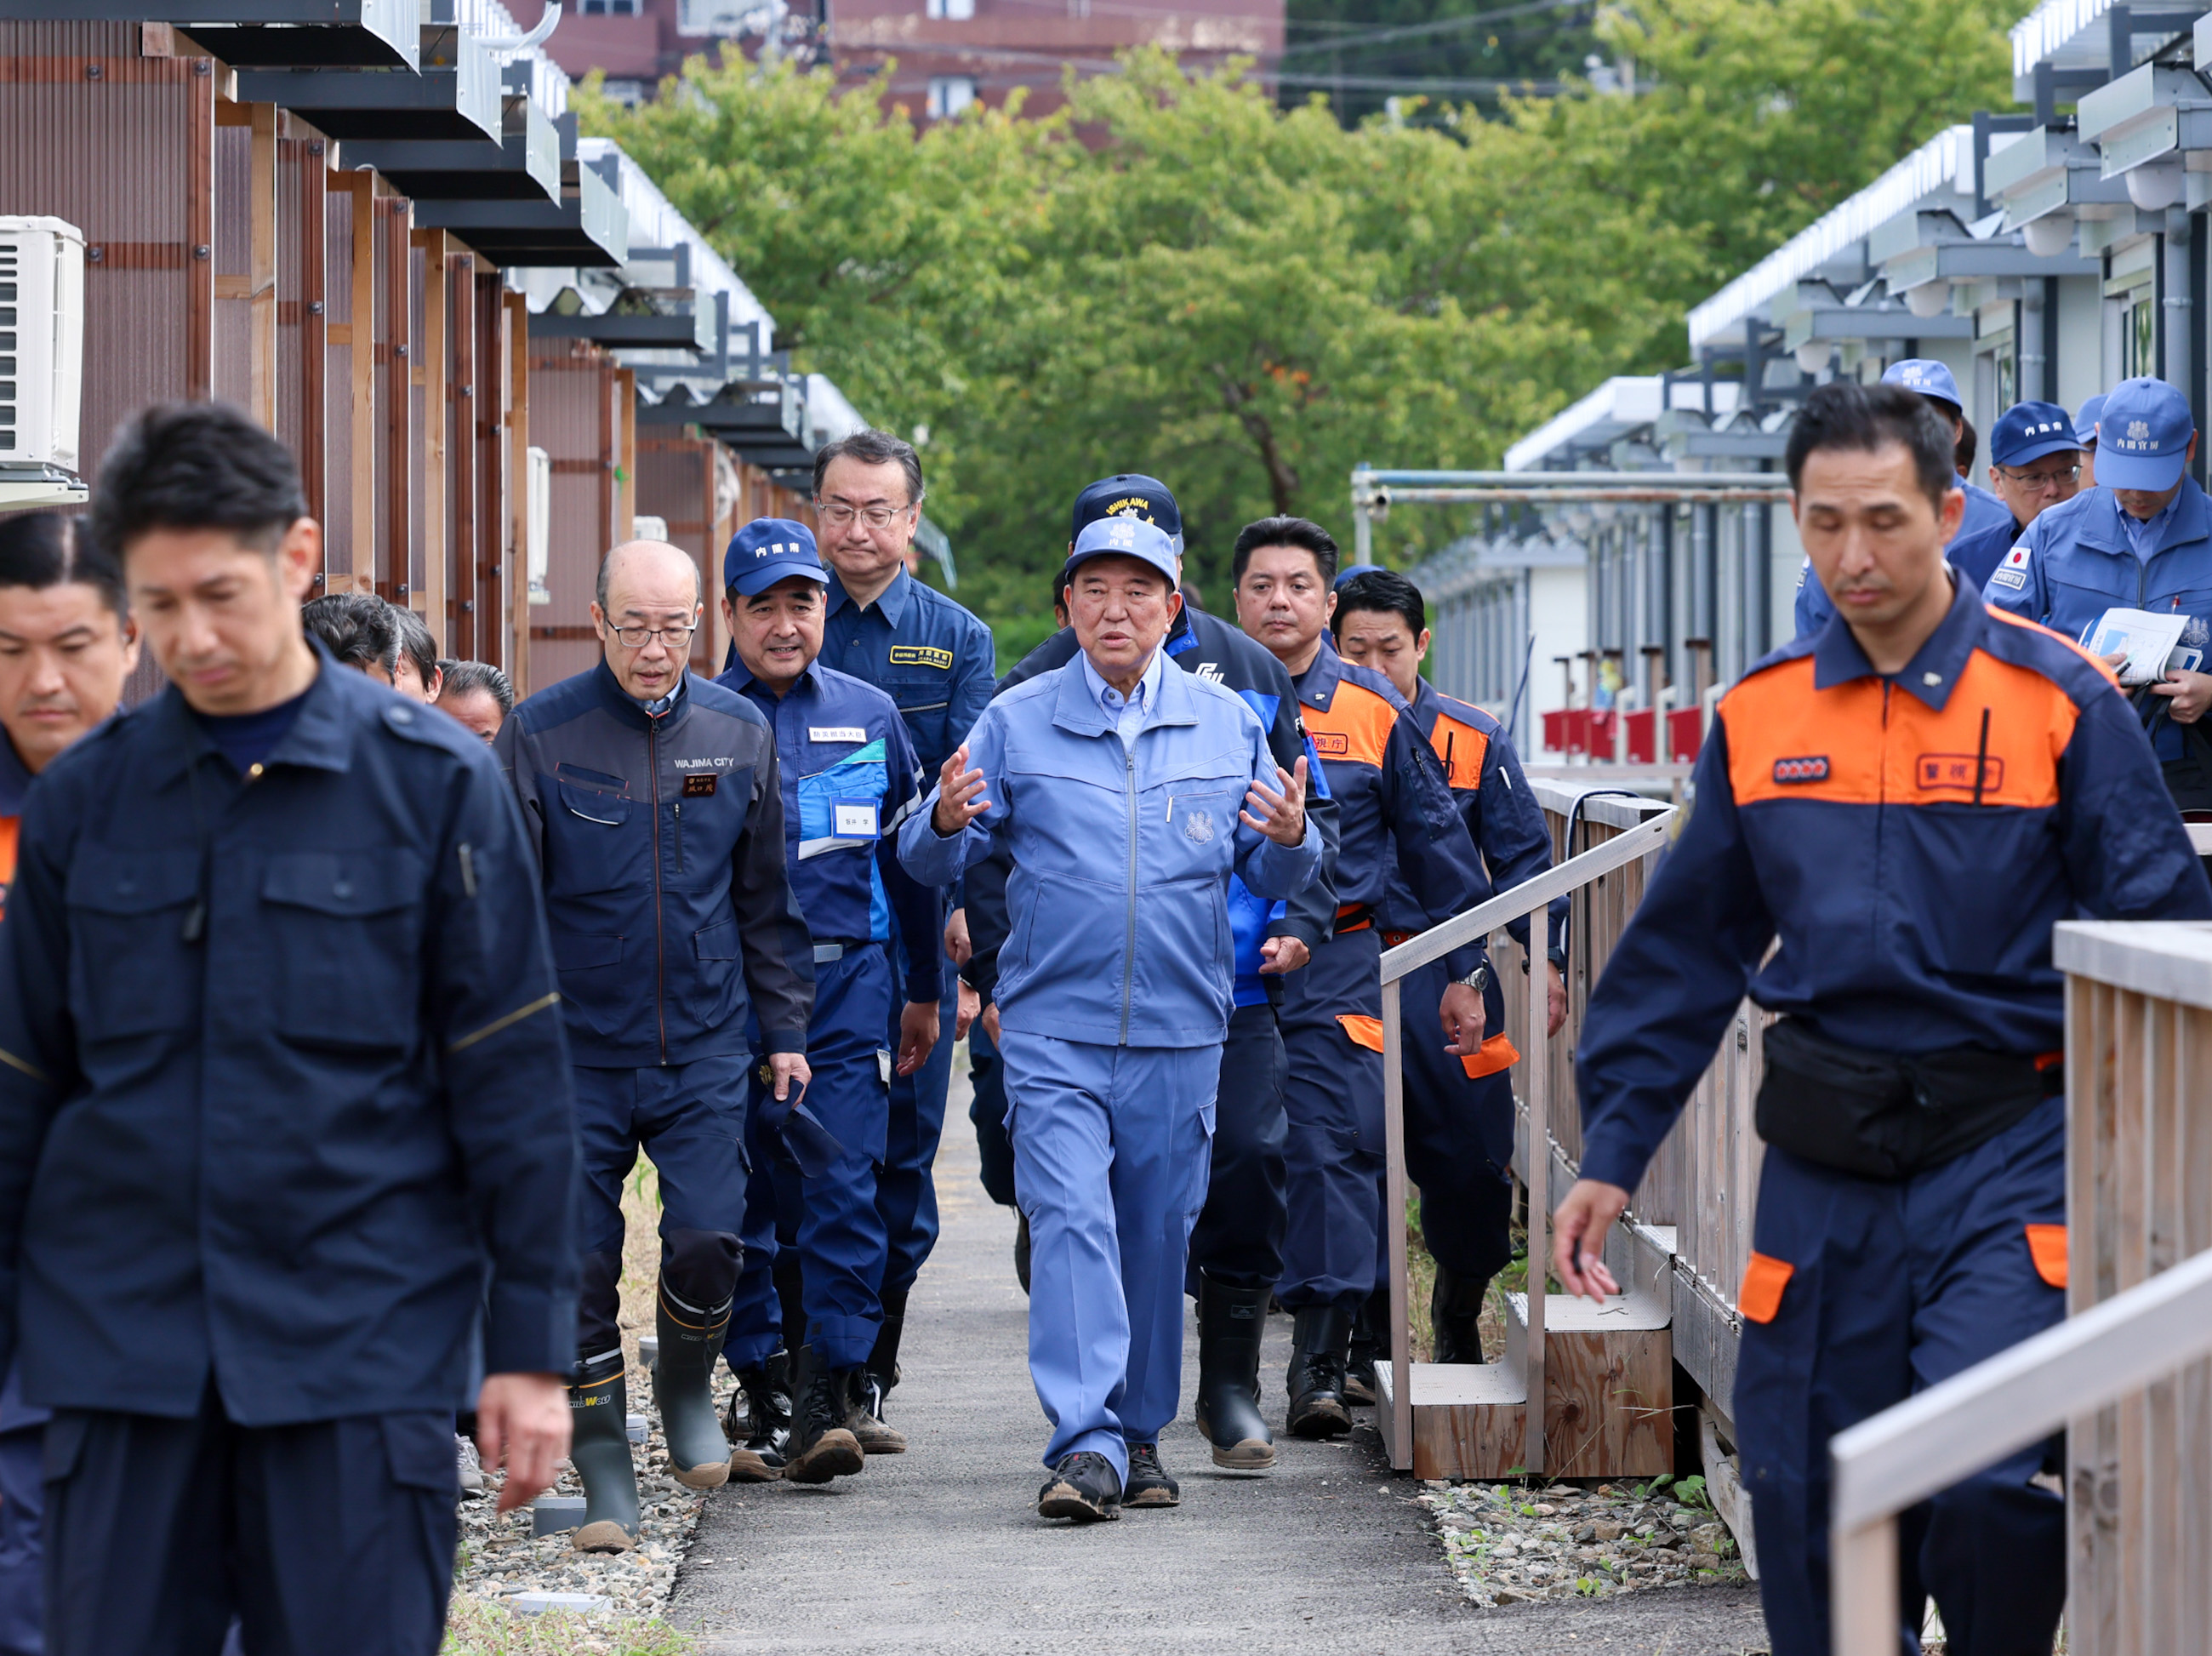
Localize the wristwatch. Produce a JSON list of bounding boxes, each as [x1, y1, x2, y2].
[[1456, 962, 1491, 996]]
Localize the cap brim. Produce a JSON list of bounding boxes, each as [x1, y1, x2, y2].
[[2094, 446, 2187, 491], [1995, 433, 2084, 468], [732, 565, 831, 597]]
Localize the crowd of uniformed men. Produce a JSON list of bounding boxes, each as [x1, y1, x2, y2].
[[0, 364, 2209, 1654]]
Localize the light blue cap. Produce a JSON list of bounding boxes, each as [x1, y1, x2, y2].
[[1065, 514, 1179, 585], [1882, 358, 1963, 411], [2094, 377, 2195, 491]]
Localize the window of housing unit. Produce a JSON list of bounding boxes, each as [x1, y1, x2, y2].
[[580, 0, 639, 14], [2107, 257, 2158, 384], [927, 76, 977, 117], [926, 0, 977, 17], [679, 0, 753, 31]]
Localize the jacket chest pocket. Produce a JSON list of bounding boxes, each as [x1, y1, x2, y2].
[[1140, 759, 1249, 880], [65, 846, 202, 1041], [261, 849, 425, 1052], [545, 779, 648, 897], [882, 673, 954, 762]]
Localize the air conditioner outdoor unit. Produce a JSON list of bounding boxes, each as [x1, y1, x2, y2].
[[0, 217, 86, 477]]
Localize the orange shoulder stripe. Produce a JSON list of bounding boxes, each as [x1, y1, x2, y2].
[[1306, 681, 1400, 768]]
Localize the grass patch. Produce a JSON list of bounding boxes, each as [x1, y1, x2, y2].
[[442, 1600, 693, 1655]]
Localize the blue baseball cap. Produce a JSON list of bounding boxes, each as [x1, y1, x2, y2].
[[2095, 377, 2196, 491], [2076, 393, 2108, 446], [1882, 358, 1964, 413], [723, 517, 830, 597], [1065, 514, 1180, 586], [1989, 402, 2082, 469], [1333, 562, 1385, 591], [1070, 474, 1184, 557]]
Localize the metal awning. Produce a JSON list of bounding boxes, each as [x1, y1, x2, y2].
[[415, 151, 628, 266], [341, 64, 560, 202], [48, 0, 417, 67], [1869, 208, 2097, 296], [2078, 62, 2212, 180], [237, 31, 500, 144], [1986, 124, 2133, 235]]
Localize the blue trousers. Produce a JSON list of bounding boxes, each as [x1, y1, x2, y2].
[[1397, 958, 1515, 1284], [1001, 1032, 1217, 1483], [39, 1389, 453, 1656], [1277, 929, 1384, 1311], [727, 946, 894, 1370], [881, 949, 956, 1297], [573, 1054, 751, 1357], [1736, 1098, 2068, 1656], [1186, 1002, 1290, 1291]]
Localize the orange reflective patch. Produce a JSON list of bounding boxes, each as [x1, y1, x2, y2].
[[1459, 1031, 1519, 1078], [1306, 681, 1400, 769], [1738, 1252, 1794, 1324], [2026, 1224, 2068, 1289], [1429, 713, 1491, 790], [1721, 650, 2072, 811], [1337, 1014, 1387, 1054]]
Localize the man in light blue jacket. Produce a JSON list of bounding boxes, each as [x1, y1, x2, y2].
[[899, 515, 1320, 1523]]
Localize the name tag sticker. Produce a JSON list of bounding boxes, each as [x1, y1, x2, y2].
[[833, 800, 879, 839], [681, 773, 716, 798], [1991, 568, 2027, 589], [810, 727, 868, 743], [888, 645, 953, 670]]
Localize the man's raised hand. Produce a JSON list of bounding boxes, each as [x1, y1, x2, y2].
[[1240, 756, 1308, 848], [932, 745, 991, 837]]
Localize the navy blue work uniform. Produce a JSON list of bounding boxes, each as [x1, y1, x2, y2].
[[1279, 643, 1484, 1314], [1381, 682, 1564, 1291], [821, 566, 993, 1312], [0, 648, 579, 1656], [496, 665, 813, 1365], [1576, 577, 2212, 1656], [966, 602, 1340, 1292], [0, 734, 43, 1656], [1983, 479, 2212, 773], [717, 658, 937, 1371]]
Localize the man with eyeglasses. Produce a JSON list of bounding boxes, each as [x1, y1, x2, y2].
[[809, 430, 994, 1447], [1943, 402, 2084, 594], [495, 539, 815, 1550]]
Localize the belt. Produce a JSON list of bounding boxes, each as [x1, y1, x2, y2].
[[1336, 903, 1374, 936], [812, 940, 871, 963], [1382, 928, 1421, 949]]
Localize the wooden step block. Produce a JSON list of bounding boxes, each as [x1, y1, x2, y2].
[[1508, 1288, 1674, 1478], [1375, 1358, 1527, 1479]]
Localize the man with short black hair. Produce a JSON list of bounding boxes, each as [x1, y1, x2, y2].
[[0, 402, 579, 1656], [301, 590, 400, 683], [1232, 517, 1487, 1438], [810, 429, 992, 1442], [497, 538, 815, 1549], [436, 659, 514, 744], [1560, 379, 2212, 1656]]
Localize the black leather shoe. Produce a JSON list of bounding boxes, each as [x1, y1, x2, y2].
[[1432, 1267, 1491, 1366], [1037, 1451, 1121, 1522], [726, 1350, 792, 1482], [1345, 1285, 1387, 1406], [1194, 1272, 1275, 1470], [1122, 1442, 1180, 1508], [784, 1345, 864, 1485], [1286, 1305, 1354, 1439]]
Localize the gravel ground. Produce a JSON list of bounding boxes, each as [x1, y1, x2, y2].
[[1419, 1476, 1751, 1607]]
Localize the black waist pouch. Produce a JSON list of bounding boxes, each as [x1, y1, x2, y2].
[[1754, 1018, 2061, 1179]]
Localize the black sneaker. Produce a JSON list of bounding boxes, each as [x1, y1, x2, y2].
[[1122, 1442, 1180, 1508], [1037, 1451, 1121, 1522]]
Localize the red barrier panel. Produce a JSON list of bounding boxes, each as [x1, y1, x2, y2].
[[1586, 710, 1616, 759], [1624, 709, 1656, 765], [1542, 708, 1569, 754], [1667, 707, 1703, 763]]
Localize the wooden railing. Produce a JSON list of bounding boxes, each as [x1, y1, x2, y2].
[[1830, 919, 2212, 1653]]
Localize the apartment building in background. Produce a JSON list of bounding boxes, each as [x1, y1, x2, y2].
[[525, 0, 1283, 122]]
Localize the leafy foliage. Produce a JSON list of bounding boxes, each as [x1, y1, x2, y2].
[[579, 0, 2020, 641]]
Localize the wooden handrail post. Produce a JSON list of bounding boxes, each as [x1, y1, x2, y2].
[[1831, 1516, 1898, 1656], [1382, 974, 1413, 1467], [1525, 912, 1548, 1477]]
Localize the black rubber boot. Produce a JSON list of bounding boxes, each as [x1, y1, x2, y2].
[[568, 1350, 640, 1552], [1431, 1267, 1491, 1366], [784, 1345, 864, 1485], [1345, 1285, 1387, 1406], [1285, 1305, 1354, 1440], [1194, 1272, 1275, 1470], [653, 1283, 732, 1489], [725, 1350, 792, 1482]]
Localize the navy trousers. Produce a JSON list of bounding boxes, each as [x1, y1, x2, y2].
[[1277, 928, 1384, 1311], [40, 1390, 453, 1656], [1735, 1097, 2069, 1656], [1397, 957, 1515, 1284], [967, 1021, 1018, 1209], [573, 1054, 751, 1359], [1001, 1032, 1217, 1483], [881, 949, 957, 1297], [1185, 1001, 1290, 1292], [727, 945, 895, 1369], [0, 1430, 37, 1656]]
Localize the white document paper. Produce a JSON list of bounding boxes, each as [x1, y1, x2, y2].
[[2084, 608, 2195, 686]]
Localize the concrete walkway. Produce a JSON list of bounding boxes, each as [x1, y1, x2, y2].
[[673, 1063, 1770, 1655]]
